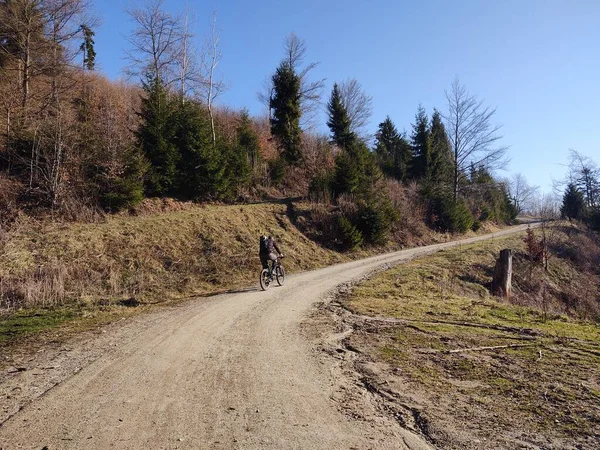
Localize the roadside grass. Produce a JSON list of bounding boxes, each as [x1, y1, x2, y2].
[[344, 231, 600, 448], [0, 199, 509, 349], [0, 202, 349, 348], [0, 308, 77, 344]]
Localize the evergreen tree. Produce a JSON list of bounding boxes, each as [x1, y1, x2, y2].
[[172, 100, 225, 201], [409, 105, 431, 179], [80, 24, 96, 70], [326, 83, 355, 149], [137, 75, 179, 196], [561, 183, 586, 221], [270, 61, 302, 165], [428, 109, 453, 186], [468, 166, 518, 224], [374, 116, 411, 181], [237, 110, 260, 170], [332, 141, 380, 198], [216, 111, 257, 199], [332, 147, 362, 196], [97, 146, 148, 212]]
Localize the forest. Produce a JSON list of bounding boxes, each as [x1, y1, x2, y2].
[[1, 0, 599, 249]]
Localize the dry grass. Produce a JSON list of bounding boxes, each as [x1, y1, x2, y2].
[[0, 202, 347, 313], [0, 197, 464, 345]]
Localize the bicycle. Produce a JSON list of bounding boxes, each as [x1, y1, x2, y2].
[[259, 256, 285, 291]]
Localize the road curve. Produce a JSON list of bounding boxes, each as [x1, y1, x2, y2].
[[0, 224, 536, 450]]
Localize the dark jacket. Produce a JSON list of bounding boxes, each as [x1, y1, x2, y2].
[[265, 237, 280, 255]]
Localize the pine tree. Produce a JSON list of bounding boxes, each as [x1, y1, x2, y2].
[[172, 100, 225, 201], [270, 61, 302, 165], [561, 183, 586, 221], [332, 140, 380, 198], [409, 105, 431, 179], [326, 83, 355, 149], [98, 146, 148, 212], [80, 24, 96, 71], [217, 110, 256, 199], [137, 75, 179, 197], [374, 116, 411, 181], [237, 110, 260, 170], [428, 109, 453, 186]]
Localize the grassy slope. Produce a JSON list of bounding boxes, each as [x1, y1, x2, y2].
[[0, 202, 348, 344], [343, 231, 600, 449]]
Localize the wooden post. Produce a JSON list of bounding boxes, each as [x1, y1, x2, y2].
[[492, 249, 512, 299]]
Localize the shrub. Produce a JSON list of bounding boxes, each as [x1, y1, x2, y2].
[[430, 194, 474, 233], [308, 172, 333, 203], [471, 220, 481, 232], [337, 215, 363, 250], [586, 207, 600, 232], [0, 175, 23, 225], [479, 205, 492, 222], [523, 227, 545, 265], [268, 158, 286, 185], [356, 199, 399, 245], [453, 201, 475, 233]]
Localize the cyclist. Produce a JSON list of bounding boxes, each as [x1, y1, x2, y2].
[[259, 234, 283, 275]]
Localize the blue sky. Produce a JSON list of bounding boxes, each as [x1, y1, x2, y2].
[[93, 0, 600, 193]]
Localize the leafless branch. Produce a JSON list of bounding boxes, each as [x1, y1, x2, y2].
[[201, 10, 228, 144], [339, 78, 373, 139], [507, 173, 540, 214], [444, 77, 509, 201], [566, 149, 599, 208], [124, 0, 183, 86]]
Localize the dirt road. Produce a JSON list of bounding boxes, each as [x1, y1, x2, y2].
[[0, 225, 537, 449]]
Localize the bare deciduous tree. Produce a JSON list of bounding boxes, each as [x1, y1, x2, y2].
[[202, 11, 227, 145], [531, 191, 560, 219], [339, 78, 373, 140], [507, 173, 539, 214], [566, 149, 599, 208], [125, 0, 183, 86], [444, 78, 509, 201], [177, 4, 194, 100], [1, 0, 46, 111], [43, 0, 95, 205]]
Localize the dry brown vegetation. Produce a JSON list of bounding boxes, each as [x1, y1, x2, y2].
[[0, 194, 503, 348], [0, 202, 349, 314]]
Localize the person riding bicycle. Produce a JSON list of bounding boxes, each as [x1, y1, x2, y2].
[[259, 234, 283, 275]]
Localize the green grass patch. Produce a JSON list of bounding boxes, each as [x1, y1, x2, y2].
[[344, 230, 600, 447], [0, 308, 77, 343]]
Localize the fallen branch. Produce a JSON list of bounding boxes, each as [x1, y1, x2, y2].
[[447, 343, 536, 354]]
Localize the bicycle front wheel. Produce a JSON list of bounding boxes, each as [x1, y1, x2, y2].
[[275, 265, 285, 286]]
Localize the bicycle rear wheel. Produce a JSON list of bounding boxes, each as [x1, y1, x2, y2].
[[259, 269, 271, 291], [275, 265, 285, 286]]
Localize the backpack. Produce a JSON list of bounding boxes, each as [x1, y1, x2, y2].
[[259, 235, 268, 253]]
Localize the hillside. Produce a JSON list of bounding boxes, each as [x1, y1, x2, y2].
[[330, 224, 600, 449], [0, 197, 500, 348], [0, 201, 347, 342]]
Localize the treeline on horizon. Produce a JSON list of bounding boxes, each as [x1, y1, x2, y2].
[[1, 0, 598, 248]]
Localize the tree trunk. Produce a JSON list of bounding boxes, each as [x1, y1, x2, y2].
[[492, 249, 512, 299], [453, 133, 459, 203], [22, 29, 31, 109]]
